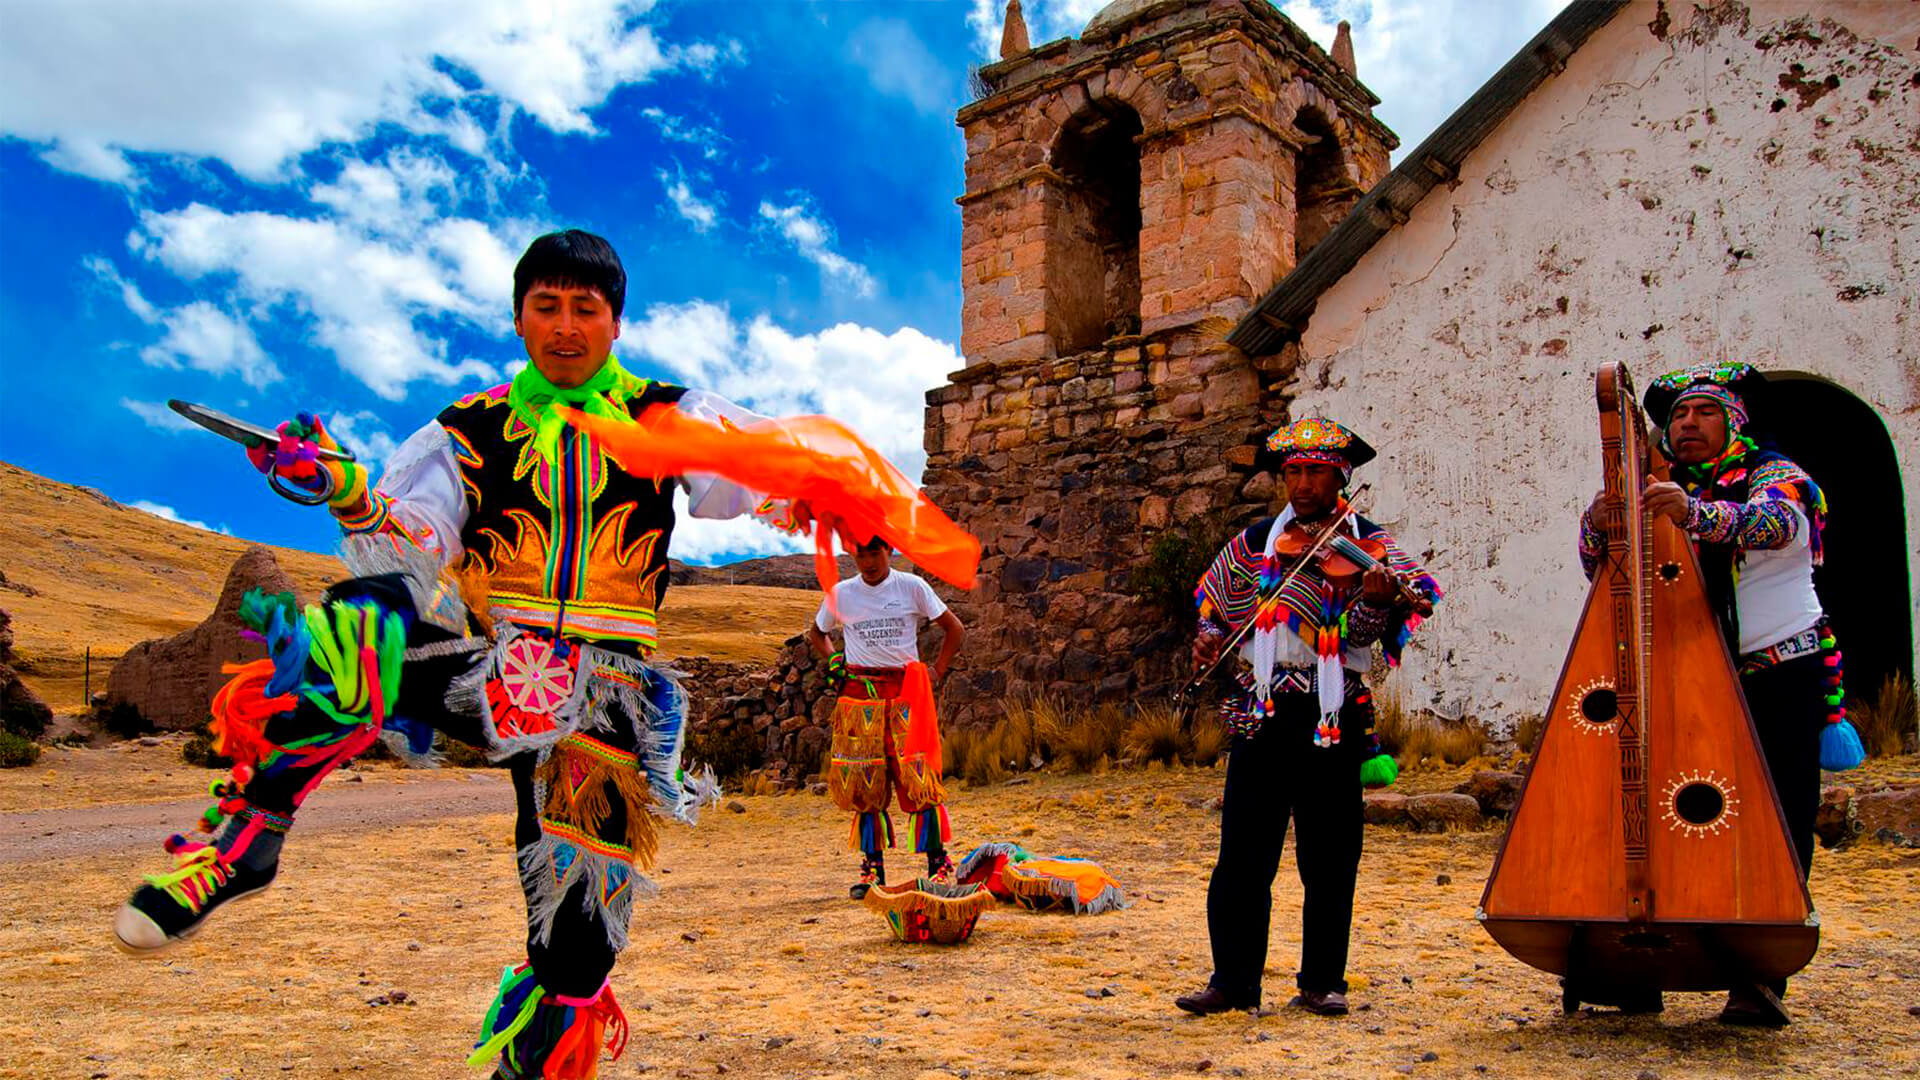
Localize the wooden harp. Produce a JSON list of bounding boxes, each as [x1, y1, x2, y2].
[[1478, 361, 1817, 1008]]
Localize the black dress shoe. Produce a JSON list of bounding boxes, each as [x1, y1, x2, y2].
[[1718, 984, 1790, 1028], [1290, 989, 1349, 1016], [1174, 986, 1258, 1015]]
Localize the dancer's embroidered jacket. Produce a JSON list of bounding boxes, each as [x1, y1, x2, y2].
[[342, 382, 787, 652]]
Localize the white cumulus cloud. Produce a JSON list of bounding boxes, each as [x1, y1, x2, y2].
[[638, 107, 729, 162], [120, 398, 200, 435], [138, 300, 279, 389], [624, 300, 959, 482], [130, 500, 229, 535], [125, 196, 527, 400], [0, 0, 728, 184], [757, 200, 877, 298], [89, 256, 280, 388], [660, 170, 720, 233], [849, 19, 958, 114], [323, 411, 402, 469], [669, 487, 810, 565]]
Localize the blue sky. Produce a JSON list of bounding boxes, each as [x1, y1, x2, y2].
[[0, 0, 1566, 563]]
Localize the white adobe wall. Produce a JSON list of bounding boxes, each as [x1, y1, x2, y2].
[[1288, 0, 1920, 729]]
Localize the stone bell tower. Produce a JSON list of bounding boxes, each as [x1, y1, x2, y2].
[[923, 0, 1396, 723]]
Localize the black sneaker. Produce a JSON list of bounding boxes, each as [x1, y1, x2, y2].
[[113, 842, 277, 954]]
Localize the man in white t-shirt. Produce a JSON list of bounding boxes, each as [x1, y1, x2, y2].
[[805, 537, 966, 898]]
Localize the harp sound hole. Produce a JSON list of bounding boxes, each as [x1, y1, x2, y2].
[[1674, 782, 1726, 826], [1580, 688, 1618, 725], [1658, 562, 1681, 581]]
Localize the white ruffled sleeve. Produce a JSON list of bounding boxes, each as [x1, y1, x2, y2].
[[339, 420, 469, 566], [675, 388, 801, 531]]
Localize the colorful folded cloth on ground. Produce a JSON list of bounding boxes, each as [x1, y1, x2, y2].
[[861, 878, 996, 944], [955, 842, 1128, 915]]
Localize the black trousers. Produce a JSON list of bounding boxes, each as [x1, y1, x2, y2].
[[238, 575, 620, 999], [1743, 652, 1825, 880], [1206, 692, 1367, 1000]]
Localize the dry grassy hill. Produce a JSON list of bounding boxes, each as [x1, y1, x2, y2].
[[0, 462, 815, 712]]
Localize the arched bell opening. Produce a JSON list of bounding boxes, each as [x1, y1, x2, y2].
[[1046, 102, 1143, 356], [1764, 372, 1913, 732], [1291, 106, 1356, 260]]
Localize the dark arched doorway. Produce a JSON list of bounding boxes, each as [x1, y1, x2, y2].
[[1047, 103, 1143, 355], [1765, 373, 1913, 708]]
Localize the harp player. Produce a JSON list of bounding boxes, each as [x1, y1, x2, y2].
[[1575, 361, 1860, 1027]]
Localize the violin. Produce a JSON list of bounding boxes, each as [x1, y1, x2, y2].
[[1174, 487, 1434, 710], [1272, 510, 1436, 617]]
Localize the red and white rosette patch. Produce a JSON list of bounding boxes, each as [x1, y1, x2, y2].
[[486, 635, 579, 741]]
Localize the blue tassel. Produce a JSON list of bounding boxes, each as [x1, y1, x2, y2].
[[1819, 720, 1866, 771]]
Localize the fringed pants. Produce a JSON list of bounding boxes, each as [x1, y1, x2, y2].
[[825, 670, 949, 859], [206, 573, 687, 1077], [1206, 691, 1368, 1000]]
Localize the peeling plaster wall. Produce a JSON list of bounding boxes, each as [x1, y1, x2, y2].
[[1288, 1, 1920, 729]]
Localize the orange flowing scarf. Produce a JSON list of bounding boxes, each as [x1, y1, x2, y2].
[[564, 404, 981, 600], [900, 660, 942, 778]]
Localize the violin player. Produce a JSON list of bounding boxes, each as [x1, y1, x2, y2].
[[1575, 362, 1857, 1027], [1174, 418, 1442, 1018]]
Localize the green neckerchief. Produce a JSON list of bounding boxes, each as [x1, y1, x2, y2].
[[506, 356, 645, 464]]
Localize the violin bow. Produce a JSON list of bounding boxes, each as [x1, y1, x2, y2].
[[1174, 484, 1372, 711]]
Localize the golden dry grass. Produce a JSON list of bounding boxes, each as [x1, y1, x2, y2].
[[0, 461, 817, 712], [1850, 673, 1917, 759], [1372, 687, 1491, 770], [2, 746, 1917, 1079]]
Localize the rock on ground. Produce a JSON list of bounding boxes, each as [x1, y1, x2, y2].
[[1453, 770, 1523, 818], [1363, 791, 1411, 826], [1853, 787, 1920, 845], [103, 547, 297, 732], [1405, 793, 1485, 833]]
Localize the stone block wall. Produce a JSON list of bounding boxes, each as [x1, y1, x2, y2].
[[680, 640, 837, 789], [921, 334, 1300, 728]]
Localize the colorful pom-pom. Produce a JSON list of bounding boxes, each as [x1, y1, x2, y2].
[[1359, 753, 1399, 789]]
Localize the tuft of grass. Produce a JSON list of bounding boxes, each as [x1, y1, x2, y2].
[[440, 738, 498, 769], [1037, 700, 1126, 774], [1373, 686, 1489, 769], [959, 700, 1042, 785], [1187, 712, 1229, 767], [1851, 672, 1917, 759], [0, 730, 40, 768], [1122, 704, 1188, 767], [1514, 714, 1545, 755], [940, 722, 978, 781], [181, 730, 232, 770]]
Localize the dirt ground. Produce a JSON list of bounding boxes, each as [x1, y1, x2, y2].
[[1, 745, 1916, 1080]]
